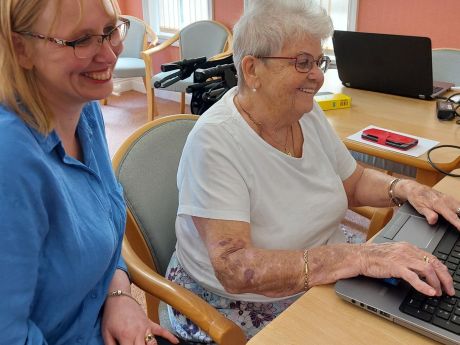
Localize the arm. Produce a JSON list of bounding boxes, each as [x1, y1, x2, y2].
[[101, 269, 179, 345], [194, 216, 454, 298], [343, 165, 460, 230]]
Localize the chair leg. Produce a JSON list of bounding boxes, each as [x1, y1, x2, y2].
[[100, 98, 108, 105], [180, 92, 185, 113], [147, 87, 157, 122]]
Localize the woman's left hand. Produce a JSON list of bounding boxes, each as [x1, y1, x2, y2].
[[403, 180, 460, 230], [101, 293, 179, 345]]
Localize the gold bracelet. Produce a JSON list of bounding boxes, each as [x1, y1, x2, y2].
[[303, 249, 310, 291], [388, 178, 404, 207], [107, 289, 140, 305]]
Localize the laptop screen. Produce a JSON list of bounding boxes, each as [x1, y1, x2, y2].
[[332, 30, 434, 99]]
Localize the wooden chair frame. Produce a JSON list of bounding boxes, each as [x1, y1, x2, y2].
[[141, 21, 233, 121]]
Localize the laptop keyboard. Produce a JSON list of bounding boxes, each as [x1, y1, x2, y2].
[[400, 226, 460, 334], [433, 86, 443, 94]]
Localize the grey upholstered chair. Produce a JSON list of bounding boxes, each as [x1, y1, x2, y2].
[[141, 20, 233, 121], [112, 114, 246, 345], [103, 15, 158, 105], [432, 48, 460, 86]]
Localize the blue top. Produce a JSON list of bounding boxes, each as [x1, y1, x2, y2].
[[0, 102, 127, 345]]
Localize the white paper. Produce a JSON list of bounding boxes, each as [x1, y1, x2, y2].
[[347, 125, 439, 157]]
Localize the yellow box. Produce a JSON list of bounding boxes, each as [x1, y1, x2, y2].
[[314, 93, 351, 111]]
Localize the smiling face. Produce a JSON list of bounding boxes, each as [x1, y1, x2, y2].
[[19, 0, 122, 111], [255, 35, 325, 120]]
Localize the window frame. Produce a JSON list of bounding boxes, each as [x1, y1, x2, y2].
[[143, 0, 214, 41]]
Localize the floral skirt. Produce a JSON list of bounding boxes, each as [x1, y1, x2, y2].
[[165, 252, 300, 343]]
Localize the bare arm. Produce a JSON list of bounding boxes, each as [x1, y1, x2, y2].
[[192, 216, 454, 298], [343, 164, 460, 230]]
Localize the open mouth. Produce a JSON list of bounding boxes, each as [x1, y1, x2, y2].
[[297, 88, 316, 94], [82, 69, 112, 81]]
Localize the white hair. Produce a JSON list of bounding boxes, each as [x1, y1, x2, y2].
[[233, 0, 333, 88]]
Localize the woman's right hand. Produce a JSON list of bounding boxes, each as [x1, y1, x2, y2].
[[359, 242, 455, 296]]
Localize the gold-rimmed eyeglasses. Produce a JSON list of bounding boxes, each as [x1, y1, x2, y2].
[[15, 18, 130, 59], [258, 53, 331, 73]]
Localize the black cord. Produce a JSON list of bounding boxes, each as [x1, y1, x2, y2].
[[427, 145, 460, 177]]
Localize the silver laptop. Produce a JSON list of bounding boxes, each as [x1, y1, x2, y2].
[[335, 202, 460, 345], [332, 30, 454, 100]]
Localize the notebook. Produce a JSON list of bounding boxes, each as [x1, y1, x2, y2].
[[335, 202, 460, 345], [332, 30, 454, 100]]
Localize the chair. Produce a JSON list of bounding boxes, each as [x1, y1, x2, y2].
[[141, 20, 233, 121], [112, 115, 246, 345], [432, 48, 460, 86], [102, 15, 158, 105]]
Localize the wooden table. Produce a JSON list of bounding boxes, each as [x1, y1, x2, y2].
[[320, 70, 460, 186], [247, 170, 460, 345]]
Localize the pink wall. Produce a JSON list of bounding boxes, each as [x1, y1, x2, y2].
[[118, 0, 460, 70], [357, 0, 460, 49]]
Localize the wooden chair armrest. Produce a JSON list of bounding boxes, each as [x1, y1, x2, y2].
[[350, 206, 394, 240], [142, 33, 180, 57], [209, 50, 233, 61], [145, 25, 159, 48], [122, 238, 247, 345]]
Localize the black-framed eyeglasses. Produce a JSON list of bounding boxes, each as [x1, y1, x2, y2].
[[258, 53, 331, 73], [15, 17, 130, 59]]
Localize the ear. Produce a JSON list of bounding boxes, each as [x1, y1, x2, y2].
[[240, 55, 261, 90], [12, 33, 35, 70]]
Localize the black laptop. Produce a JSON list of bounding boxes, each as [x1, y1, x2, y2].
[[332, 30, 453, 100], [336, 202, 460, 345]]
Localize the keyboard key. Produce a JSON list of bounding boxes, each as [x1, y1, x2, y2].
[[448, 257, 460, 265], [443, 296, 457, 305], [455, 307, 460, 316], [451, 251, 460, 260], [402, 305, 432, 322], [446, 262, 458, 271], [436, 309, 451, 320], [436, 253, 449, 261], [407, 298, 422, 308], [436, 230, 459, 255], [432, 316, 460, 335], [426, 297, 440, 306], [440, 302, 454, 313], [452, 315, 460, 325], [422, 304, 436, 314]]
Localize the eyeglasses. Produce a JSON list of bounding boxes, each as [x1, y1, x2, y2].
[[16, 18, 130, 59], [258, 53, 331, 73]]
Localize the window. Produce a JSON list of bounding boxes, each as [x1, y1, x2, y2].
[[143, 0, 213, 38]]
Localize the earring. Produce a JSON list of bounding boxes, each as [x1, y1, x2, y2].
[[252, 87, 257, 92]]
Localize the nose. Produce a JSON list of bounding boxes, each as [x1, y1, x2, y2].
[[307, 63, 324, 80], [94, 39, 120, 64]]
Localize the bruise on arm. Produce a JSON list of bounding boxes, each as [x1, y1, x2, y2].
[[192, 217, 364, 298], [193, 216, 304, 297]]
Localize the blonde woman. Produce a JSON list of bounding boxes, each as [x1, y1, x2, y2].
[[0, 1, 178, 344]]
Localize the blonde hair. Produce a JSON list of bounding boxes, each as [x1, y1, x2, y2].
[[0, 0, 121, 134]]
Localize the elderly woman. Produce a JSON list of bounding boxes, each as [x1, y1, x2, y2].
[[0, 0, 179, 344], [165, 0, 460, 342]]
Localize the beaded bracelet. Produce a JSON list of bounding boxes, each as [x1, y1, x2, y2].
[[107, 289, 141, 305], [388, 178, 404, 207], [303, 249, 310, 291]]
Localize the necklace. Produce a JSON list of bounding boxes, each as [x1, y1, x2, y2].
[[235, 95, 293, 156]]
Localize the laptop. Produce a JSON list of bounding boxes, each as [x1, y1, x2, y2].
[[332, 30, 454, 100], [335, 202, 460, 345]]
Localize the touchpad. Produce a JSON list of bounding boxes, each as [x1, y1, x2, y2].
[[393, 216, 439, 249]]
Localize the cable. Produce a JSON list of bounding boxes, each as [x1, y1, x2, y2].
[[426, 145, 460, 177]]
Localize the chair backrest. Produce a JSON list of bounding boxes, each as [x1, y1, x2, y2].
[[113, 115, 199, 275], [120, 15, 147, 59], [432, 48, 460, 86], [179, 20, 231, 60]]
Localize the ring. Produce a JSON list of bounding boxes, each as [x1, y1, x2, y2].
[[145, 333, 155, 343], [423, 255, 430, 264], [456, 207, 460, 218]]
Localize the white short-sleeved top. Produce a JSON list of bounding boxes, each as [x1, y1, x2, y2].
[[175, 87, 356, 302]]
